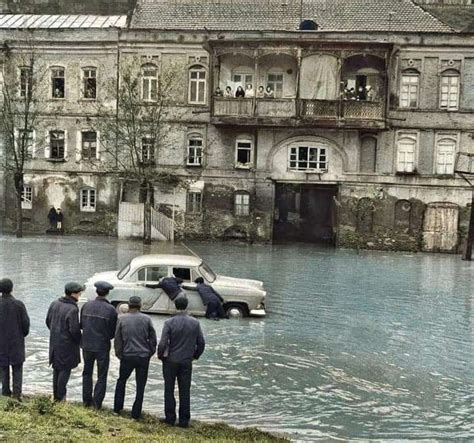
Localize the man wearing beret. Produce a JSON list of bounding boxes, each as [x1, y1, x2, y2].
[[46, 282, 83, 401], [80, 281, 117, 409], [0, 278, 30, 400]]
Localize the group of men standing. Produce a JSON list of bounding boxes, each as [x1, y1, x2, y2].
[[0, 277, 207, 428]]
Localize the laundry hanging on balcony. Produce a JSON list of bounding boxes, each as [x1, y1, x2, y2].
[[300, 54, 338, 100]]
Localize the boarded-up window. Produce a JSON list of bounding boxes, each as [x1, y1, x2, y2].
[[360, 136, 377, 173], [394, 200, 412, 233], [356, 197, 374, 233]]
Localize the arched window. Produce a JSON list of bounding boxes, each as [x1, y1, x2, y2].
[[80, 187, 96, 212], [299, 20, 318, 31], [435, 135, 457, 174], [188, 65, 207, 104], [141, 63, 158, 101], [360, 136, 377, 173], [234, 191, 250, 217], [356, 198, 374, 233], [400, 69, 419, 108], [394, 200, 412, 233], [396, 133, 417, 173], [440, 69, 460, 110]]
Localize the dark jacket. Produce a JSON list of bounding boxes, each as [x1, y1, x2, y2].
[[80, 297, 118, 352], [46, 296, 82, 370], [196, 283, 223, 305], [157, 277, 183, 300], [114, 311, 157, 359], [0, 294, 30, 366], [158, 312, 205, 364]]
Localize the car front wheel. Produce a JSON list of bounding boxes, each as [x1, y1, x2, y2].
[[224, 303, 248, 319]]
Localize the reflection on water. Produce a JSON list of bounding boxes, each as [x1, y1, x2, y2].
[[0, 235, 473, 440]]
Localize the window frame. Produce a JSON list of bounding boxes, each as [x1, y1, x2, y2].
[[16, 128, 35, 159], [266, 72, 284, 98], [235, 138, 254, 169], [188, 65, 207, 105], [186, 134, 203, 167], [234, 191, 250, 217], [439, 69, 460, 111], [81, 67, 97, 100], [288, 145, 328, 172], [396, 132, 418, 173], [19, 66, 32, 99], [186, 190, 202, 214], [136, 266, 168, 282], [141, 63, 158, 102], [141, 136, 155, 164], [49, 130, 66, 160], [21, 185, 32, 210], [232, 72, 254, 89], [81, 131, 97, 161], [80, 187, 96, 212], [51, 67, 65, 99], [399, 69, 420, 109], [435, 133, 457, 175]]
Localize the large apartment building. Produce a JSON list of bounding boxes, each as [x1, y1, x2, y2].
[[0, 0, 473, 252]]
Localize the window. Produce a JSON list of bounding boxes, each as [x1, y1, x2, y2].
[[21, 185, 32, 210], [80, 188, 96, 212], [440, 70, 460, 111], [267, 73, 284, 98], [396, 133, 417, 173], [187, 190, 202, 214], [141, 64, 158, 101], [49, 130, 65, 159], [233, 73, 253, 88], [51, 68, 65, 98], [137, 266, 167, 282], [81, 131, 97, 160], [400, 71, 419, 108], [172, 267, 191, 281], [141, 137, 155, 164], [187, 136, 203, 166], [189, 66, 207, 104], [289, 146, 327, 172], [19, 67, 32, 99], [18, 129, 34, 159], [235, 139, 253, 168], [234, 192, 250, 216], [82, 68, 96, 99], [436, 137, 456, 174]]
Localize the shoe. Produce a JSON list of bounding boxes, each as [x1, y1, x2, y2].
[[177, 422, 189, 428], [159, 418, 175, 426]]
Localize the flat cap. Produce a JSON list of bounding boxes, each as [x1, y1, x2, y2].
[[128, 295, 142, 308], [94, 281, 114, 292], [0, 278, 13, 294], [64, 282, 85, 294]]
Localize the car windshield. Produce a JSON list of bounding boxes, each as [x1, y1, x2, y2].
[[199, 261, 216, 283], [117, 261, 131, 280]]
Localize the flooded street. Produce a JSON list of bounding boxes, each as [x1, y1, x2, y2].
[[0, 235, 473, 440]]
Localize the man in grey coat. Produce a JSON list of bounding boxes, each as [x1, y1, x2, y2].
[[113, 296, 157, 419], [158, 297, 205, 428], [46, 282, 83, 401], [0, 278, 30, 400]]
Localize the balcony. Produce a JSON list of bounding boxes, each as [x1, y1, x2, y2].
[[211, 97, 386, 128]]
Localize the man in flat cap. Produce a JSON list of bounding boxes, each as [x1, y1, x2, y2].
[[113, 296, 157, 420], [46, 282, 83, 401], [80, 281, 117, 409], [0, 278, 30, 400]]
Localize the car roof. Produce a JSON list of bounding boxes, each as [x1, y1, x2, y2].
[[130, 254, 203, 269]]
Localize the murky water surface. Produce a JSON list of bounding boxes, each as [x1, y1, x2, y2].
[[0, 235, 473, 440]]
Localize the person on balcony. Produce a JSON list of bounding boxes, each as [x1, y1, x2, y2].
[[245, 83, 254, 98], [366, 85, 374, 101], [224, 86, 233, 98], [264, 86, 274, 98], [214, 87, 223, 97], [256, 86, 265, 98], [235, 86, 245, 98]]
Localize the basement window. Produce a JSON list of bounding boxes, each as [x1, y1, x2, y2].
[[187, 190, 202, 214], [234, 192, 250, 216], [21, 185, 32, 210], [80, 188, 96, 212]]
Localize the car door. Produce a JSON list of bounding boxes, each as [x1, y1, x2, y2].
[[172, 266, 206, 316], [133, 265, 170, 312]]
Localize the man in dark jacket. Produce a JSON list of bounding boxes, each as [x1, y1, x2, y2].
[[46, 282, 83, 401], [0, 278, 30, 400], [158, 297, 205, 428], [194, 277, 226, 320], [113, 296, 157, 419], [157, 276, 185, 301], [80, 281, 117, 409]]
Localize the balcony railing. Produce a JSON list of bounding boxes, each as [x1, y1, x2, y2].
[[212, 97, 385, 123]]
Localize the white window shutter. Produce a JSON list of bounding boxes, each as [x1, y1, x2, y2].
[[76, 130, 82, 162], [96, 131, 101, 160], [63, 129, 68, 159], [44, 130, 50, 158]]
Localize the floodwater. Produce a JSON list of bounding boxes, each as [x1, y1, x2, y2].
[[0, 235, 473, 441]]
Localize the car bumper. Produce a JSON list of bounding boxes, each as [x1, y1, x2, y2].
[[249, 308, 266, 317]]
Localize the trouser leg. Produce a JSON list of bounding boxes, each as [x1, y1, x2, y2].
[[177, 362, 193, 426], [113, 358, 134, 413], [94, 352, 110, 409], [131, 357, 149, 419], [1, 366, 11, 396], [55, 369, 71, 401], [11, 364, 23, 398], [82, 350, 95, 406], [53, 368, 58, 400], [162, 360, 178, 423], [205, 302, 215, 318]]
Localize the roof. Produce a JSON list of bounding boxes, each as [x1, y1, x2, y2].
[[130, 0, 453, 33], [0, 14, 127, 29], [419, 5, 474, 32], [130, 254, 203, 269]]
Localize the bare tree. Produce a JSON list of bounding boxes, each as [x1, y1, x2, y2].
[[0, 36, 47, 237]]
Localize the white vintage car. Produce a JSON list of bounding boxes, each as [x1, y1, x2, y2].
[[80, 254, 266, 318]]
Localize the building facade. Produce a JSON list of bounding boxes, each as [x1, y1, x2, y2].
[[1, 0, 473, 252]]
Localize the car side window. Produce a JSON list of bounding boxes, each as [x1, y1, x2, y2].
[[137, 266, 168, 282], [173, 267, 191, 282]]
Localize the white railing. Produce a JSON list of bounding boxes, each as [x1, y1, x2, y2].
[[151, 206, 174, 241]]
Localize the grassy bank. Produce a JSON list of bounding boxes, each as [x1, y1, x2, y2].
[[0, 396, 288, 442]]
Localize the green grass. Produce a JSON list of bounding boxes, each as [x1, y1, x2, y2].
[[0, 395, 288, 442]]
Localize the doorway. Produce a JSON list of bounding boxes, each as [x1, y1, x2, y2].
[[273, 183, 338, 244]]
